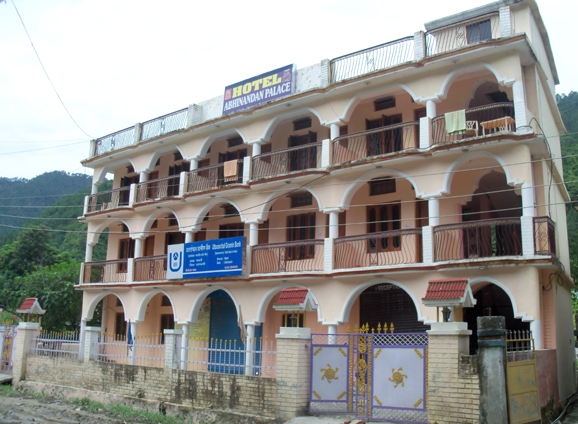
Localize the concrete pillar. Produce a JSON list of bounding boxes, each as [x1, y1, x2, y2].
[[414, 30, 426, 60], [324, 237, 333, 272], [179, 171, 187, 196], [84, 242, 94, 263], [521, 182, 535, 217], [184, 231, 194, 244], [249, 222, 259, 246], [11, 322, 40, 385], [426, 100, 437, 119], [427, 321, 479, 423], [78, 320, 87, 360], [129, 322, 138, 365], [83, 195, 89, 216], [327, 324, 337, 344], [163, 329, 182, 369], [128, 183, 137, 207], [321, 138, 331, 168], [329, 211, 339, 239], [133, 236, 144, 259], [84, 326, 101, 363], [419, 116, 432, 149], [134, 122, 142, 144], [530, 320, 542, 350], [245, 323, 255, 376], [180, 324, 189, 370], [499, 6, 512, 37], [513, 81, 528, 131], [330, 124, 340, 140], [139, 171, 148, 183], [275, 327, 311, 421], [477, 316, 508, 424], [422, 225, 434, 264], [428, 197, 440, 227], [252, 143, 262, 157], [91, 183, 99, 195], [243, 156, 251, 183], [190, 159, 198, 171]]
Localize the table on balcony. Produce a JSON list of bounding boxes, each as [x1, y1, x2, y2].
[[481, 116, 515, 135]]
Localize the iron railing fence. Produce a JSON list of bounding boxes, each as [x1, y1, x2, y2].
[[425, 12, 500, 57], [432, 102, 515, 145], [533, 216, 556, 257], [94, 126, 136, 156], [83, 259, 129, 284], [30, 331, 81, 358], [332, 121, 419, 165], [506, 330, 534, 362], [134, 255, 167, 282], [0, 325, 17, 373], [141, 108, 188, 142], [251, 143, 322, 180], [135, 175, 181, 203], [251, 239, 325, 274], [433, 217, 522, 262], [334, 228, 422, 269], [186, 159, 244, 194], [181, 337, 276, 378], [86, 187, 130, 213], [95, 333, 165, 368], [330, 36, 414, 83]]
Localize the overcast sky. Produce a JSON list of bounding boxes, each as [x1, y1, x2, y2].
[[0, 0, 576, 180]]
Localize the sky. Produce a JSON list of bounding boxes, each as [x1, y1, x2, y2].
[[0, 0, 576, 180]]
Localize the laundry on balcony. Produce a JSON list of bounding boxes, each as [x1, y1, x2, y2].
[[445, 110, 466, 135], [223, 160, 238, 183]]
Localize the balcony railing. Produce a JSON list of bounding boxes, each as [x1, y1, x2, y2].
[[432, 102, 515, 145], [433, 218, 522, 262], [332, 121, 419, 165], [533, 216, 556, 257], [425, 12, 499, 56], [334, 228, 422, 269], [86, 187, 130, 213], [251, 143, 322, 180], [83, 259, 128, 284], [251, 239, 324, 274], [141, 108, 188, 142], [330, 36, 414, 83], [94, 126, 136, 156], [134, 255, 167, 282], [186, 159, 244, 195], [135, 175, 181, 204]]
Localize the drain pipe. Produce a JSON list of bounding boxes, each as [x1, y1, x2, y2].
[[551, 391, 578, 424]]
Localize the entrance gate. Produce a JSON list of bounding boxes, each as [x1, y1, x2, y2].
[[310, 325, 428, 422], [0, 325, 17, 374]]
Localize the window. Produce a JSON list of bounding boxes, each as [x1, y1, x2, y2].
[[143, 235, 155, 257], [222, 205, 239, 217], [286, 213, 316, 260], [118, 238, 135, 272], [160, 314, 175, 344], [281, 313, 304, 328], [289, 192, 313, 208], [165, 232, 185, 254], [369, 177, 396, 196], [198, 158, 210, 169], [126, 165, 135, 174], [115, 312, 127, 337], [219, 223, 244, 239], [325, 212, 346, 238], [116, 297, 123, 307], [374, 97, 396, 111], [367, 203, 401, 252], [365, 115, 403, 156], [258, 220, 270, 244], [173, 151, 183, 161], [161, 296, 172, 307], [168, 216, 178, 227], [339, 126, 348, 137], [293, 117, 312, 131], [151, 219, 158, 229], [227, 137, 243, 148], [288, 132, 317, 171], [194, 229, 207, 242], [467, 19, 492, 44]]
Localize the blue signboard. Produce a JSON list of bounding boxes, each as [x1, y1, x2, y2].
[[167, 237, 244, 279]]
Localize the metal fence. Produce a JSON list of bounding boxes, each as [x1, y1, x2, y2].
[[181, 337, 276, 378], [30, 331, 81, 358], [506, 330, 534, 362], [141, 108, 188, 142], [330, 36, 414, 83], [425, 12, 500, 57], [334, 228, 422, 269], [251, 143, 322, 180], [134, 255, 167, 282], [86, 187, 130, 213], [186, 160, 244, 195], [135, 175, 181, 203], [433, 218, 522, 262], [83, 259, 129, 284], [251, 239, 325, 274], [94, 126, 136, 156], [332, 121, 419, 165], [431, 102, 515, 145], [533, 216, 556, 256], [95, 333, 165, 368]]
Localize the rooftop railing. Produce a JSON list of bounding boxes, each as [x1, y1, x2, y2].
[[94, 126, 136, 156], [141, 108, 188, 141], [330, 36, 414, 83]]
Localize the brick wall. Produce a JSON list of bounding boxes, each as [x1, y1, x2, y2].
[[275, 336, 310, 421], [25, 356, 277, 417], [427, 334, 480, 424]]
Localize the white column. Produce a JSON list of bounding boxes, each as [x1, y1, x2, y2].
[[428, 197, 440, 227], [513, 81, 528, 131], [321, 138, 332, 168], [329, 211, 339, 239], [414, 31, 426, 61], [126, 258, 134, 283], [180, 323, 189, 370], [83, 326, 101, 363], [85, 242, 94, 263], [78, 320, 87, 360], [245, 323, 256, 376], [133, 236, 144, 259], [134, 123, 142, 144], [330, 124, 340, 140], [190, 159, 198, 171], [530, 320, 542, 350], [243, 156, 251, 183], [91, 183, 99, 195], [184, 231, 194, 244], [422, 226, 434, 264], [163, 329, 182, 369], [419, 116, 432, 149], [179, 171, 187, 197], [327, 324, 337, 344], [83, 195, 89, 216], [252, 143, 262, 156], [129, 321, 138, 365], [249, 222, 259, 246], [139, 171, 148, 183], [521, 182, 535, 217], [128, 183, 137, 207], [426, 100, 437, 119], [324, 237, 334, 272], [499, 6, 512, 37]]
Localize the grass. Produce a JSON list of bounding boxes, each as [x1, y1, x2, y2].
[[0, 384, 17, 397]]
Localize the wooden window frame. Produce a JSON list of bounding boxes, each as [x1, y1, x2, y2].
[[227, 137, 244, 148], [289, 192, 313, 208], [466, 19, 492, 44], [293, 117, 312, 131], [374, 97, 396, 111], [367, 203, 401, 252], [286, 213, 316, 260], [118, 238, 135, 273], [219, 223, 244, 239], [115, 312, 127, 337], [369, 177, 396, 196]]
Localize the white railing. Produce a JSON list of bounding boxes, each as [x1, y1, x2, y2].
[[181, 337, 276, 377], [95, 333, 165, 368], [30, 331, 81, 358]]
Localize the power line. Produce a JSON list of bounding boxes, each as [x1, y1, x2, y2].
[[9, 0, 92, 139], [0, 140, 88, 156]]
